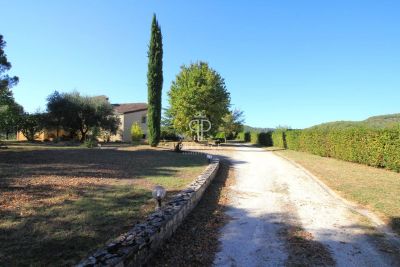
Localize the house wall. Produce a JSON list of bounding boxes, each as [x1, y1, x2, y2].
[[17, 129, 68, 141], [122, 110, 147, 142], [17, 131, 45, 141]]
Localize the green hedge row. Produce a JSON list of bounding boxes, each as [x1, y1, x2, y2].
[[272, 127, 400, 172], [237, 131, 250, 142], [271, 129, 286, 148], [236, 131, 273, 146]]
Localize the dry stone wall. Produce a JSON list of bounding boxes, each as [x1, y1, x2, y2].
[[77, 158, 220, 267]]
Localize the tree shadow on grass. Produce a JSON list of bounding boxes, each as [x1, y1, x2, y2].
[[0, 184, 153, 266], [0, 148, 210, 266], [0, 149, 207, 182]]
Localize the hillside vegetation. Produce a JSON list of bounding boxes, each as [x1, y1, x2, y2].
[[243, 125, 274, 133], [311, 113, 400, 130]]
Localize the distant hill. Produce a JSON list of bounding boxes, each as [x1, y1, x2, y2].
[[310, 113, 400, 130], [363, 113, 400, 128], [243, 125, 274, 133]]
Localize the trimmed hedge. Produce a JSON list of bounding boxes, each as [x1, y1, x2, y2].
[[250, 132, 258, 144], [272, 127, 400, 172], [236, 131, 272, 146], [250, 131, 273, 146], [272, 129, 286, 149], [237, 131, 251, 142]]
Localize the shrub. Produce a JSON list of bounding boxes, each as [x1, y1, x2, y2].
[[236, 131, 251, 142], [244, 132, 251, 142], [131, 122, 143, 143], [160, 127, 180, 141], [250, 132, 258, 144], [236, 132, 245, 141], [285, 130, 301, 150], [215, 132, 226, 140], [258, 132, 273, 146], [272, 129, 286, 148], [83, 139, 97, 148], [249, 131, 272, 146]]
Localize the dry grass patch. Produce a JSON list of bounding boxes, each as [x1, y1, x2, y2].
[[0, 146, 207, 266], [274, 149, 400, 234]]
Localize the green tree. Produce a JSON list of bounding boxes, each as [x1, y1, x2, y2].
[[0, 35, 19, 107], [131, 122, 143, 143], [46, 92, 120, 141], [19, 112, 45, 141], [167, 62, 231, 137], [220, 108, 245, 141], [46, 91, 66, 139], [0, 35, 21, 140], [0, 101, 23, 139], [147, 14, 163, 147]]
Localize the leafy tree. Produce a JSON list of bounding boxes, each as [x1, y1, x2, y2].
[[131, 122, 143, 143], [0, 34, 21, 140], [46, 91, 67, 139], [167, 62, 231, 137], [46, 91, 120, 141], [0, 101, 23, 139], [160, 107, 180, 140], [147, 14, 163, 147], [220, 108, 245, 141], [0, 35, 19, 107], [19, 112, 45, 141]]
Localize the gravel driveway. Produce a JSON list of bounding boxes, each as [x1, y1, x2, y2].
[[213, 145, 400, 267]]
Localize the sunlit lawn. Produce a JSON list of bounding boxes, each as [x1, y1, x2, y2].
[[274, 149, 400, 234], [0, 145, 207, 266]]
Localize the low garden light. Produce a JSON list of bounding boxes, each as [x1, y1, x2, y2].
[[152, 185, 167, 210], [206, 154, 213, 163]]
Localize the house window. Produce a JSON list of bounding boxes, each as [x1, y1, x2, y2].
[[141, 115, 147, 124]]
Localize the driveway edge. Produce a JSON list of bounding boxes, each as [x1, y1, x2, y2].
[[273, 151, 400, 248]]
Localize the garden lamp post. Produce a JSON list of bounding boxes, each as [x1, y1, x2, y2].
[[152, 185, 166, 210]]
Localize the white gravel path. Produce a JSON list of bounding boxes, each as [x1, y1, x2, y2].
[[213, 145, 399, 267]]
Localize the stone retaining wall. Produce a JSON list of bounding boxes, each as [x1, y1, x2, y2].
[[77, 158, 220, 267]]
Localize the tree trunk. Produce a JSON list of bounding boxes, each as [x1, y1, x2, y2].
[[80, 131, 86, 142], [80, 127, 88, 142]]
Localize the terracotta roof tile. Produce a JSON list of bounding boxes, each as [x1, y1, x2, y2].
[[113, 103, 148, 114]]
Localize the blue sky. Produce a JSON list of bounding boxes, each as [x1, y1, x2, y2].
[[1, 0, 399, 128]]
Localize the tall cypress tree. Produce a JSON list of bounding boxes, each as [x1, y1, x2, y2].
[[147, 14, 163, 147]]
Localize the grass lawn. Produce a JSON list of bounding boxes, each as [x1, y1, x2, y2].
[[274, 149, 400, 234], [0, 144, 207, 266]]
